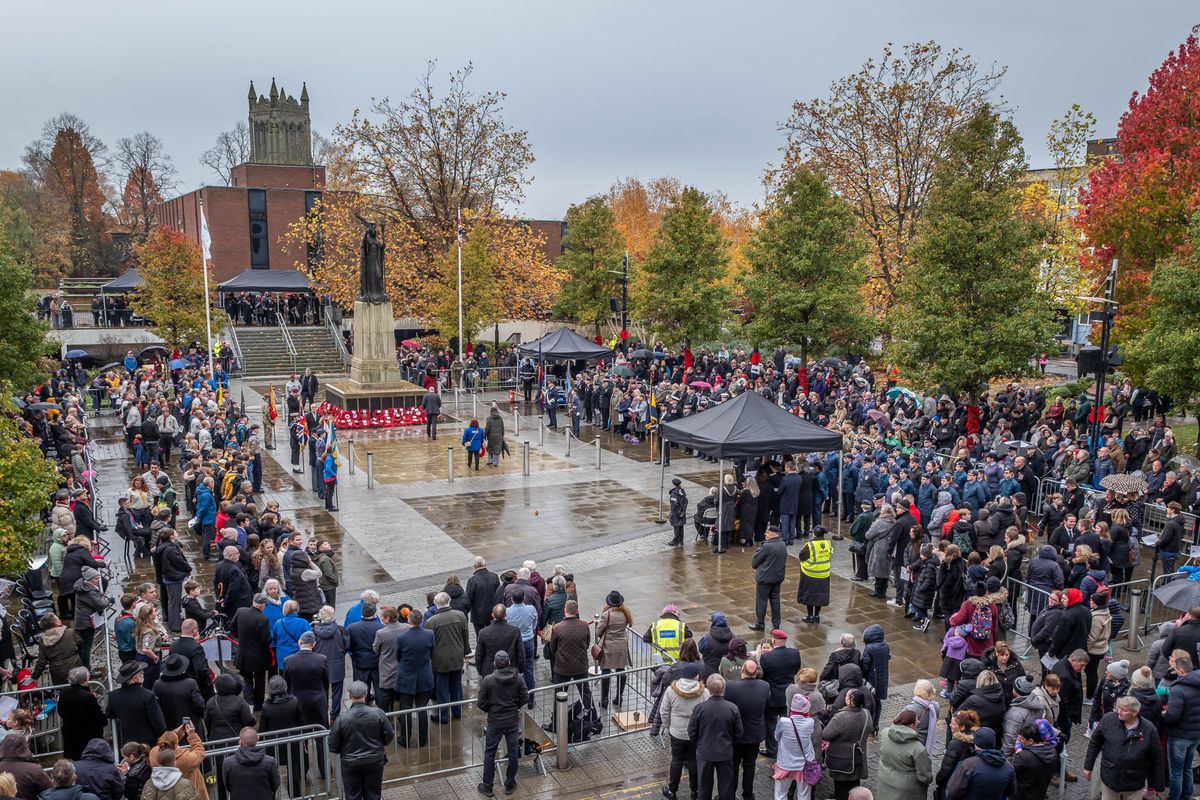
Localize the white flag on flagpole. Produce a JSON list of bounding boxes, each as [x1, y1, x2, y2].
[[200, 205, 212, 262]]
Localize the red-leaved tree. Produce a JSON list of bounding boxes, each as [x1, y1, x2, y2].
[[1077, 28, 1200, 330]]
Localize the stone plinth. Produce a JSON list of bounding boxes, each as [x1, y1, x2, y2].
[[324, 299, 424, 411], [350, 300, 403, 386]]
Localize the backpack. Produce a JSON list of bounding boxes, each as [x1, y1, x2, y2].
[[952, 527, 973, 555], [1082, 575, 1110, 600], [969, 604, 993, 640], [998, 601, 1016, 631], [545, 699, 603, 743]]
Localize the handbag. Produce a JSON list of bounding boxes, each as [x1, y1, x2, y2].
[[591, 611, 609, 661], [789, 718, 824, 786], [823, 713, 869, 776], [848, 539, 866, 555]]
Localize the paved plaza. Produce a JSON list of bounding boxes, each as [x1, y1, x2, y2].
[[81, 382, 1126, 799]]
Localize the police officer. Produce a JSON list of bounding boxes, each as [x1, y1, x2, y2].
[[667, 479, 688, 547], [796, 526, 832, 623], [642, 604, 691, 661]]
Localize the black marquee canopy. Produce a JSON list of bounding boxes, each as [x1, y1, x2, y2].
[[517, 328, 614, 361], [660, 389, 843, 459]]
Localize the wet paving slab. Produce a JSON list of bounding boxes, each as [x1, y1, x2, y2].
[[407, 479, 663, 565]]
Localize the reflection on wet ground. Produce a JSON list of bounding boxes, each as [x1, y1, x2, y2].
[[408, 480, 661, 565], [346, 425, 572, 483]]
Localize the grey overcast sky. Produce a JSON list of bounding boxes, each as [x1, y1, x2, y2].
[[1, 1, 1194, 219]]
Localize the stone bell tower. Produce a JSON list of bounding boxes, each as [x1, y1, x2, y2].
[[247, 78, 313, 166]]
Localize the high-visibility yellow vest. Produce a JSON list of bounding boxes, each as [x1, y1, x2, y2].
[[800, 539, 832, 579], [651, 617, 686, 660]]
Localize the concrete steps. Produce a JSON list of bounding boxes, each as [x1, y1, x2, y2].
[[233, 326, 347, 376]]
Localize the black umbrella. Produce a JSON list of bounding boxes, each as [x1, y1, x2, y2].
[[816, 356, 846, 369], [28, 402, 61, 411], [139, 345, 168, 359], [629, 348, 654, 359], [1153, 577, 1200, 613], [64, 349, 89, 360], [98, 362, 125, 373]]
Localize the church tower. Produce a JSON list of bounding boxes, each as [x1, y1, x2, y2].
[[247, 78, 313, 166]]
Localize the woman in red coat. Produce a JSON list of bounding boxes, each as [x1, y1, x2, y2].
[[948, 577, 1005, 659]]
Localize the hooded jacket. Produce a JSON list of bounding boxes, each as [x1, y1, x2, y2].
[[831, 663, 876, 718], [140, 767, 197, 800], [1162, 668, 1200, 739], [477, 664, 528, 730], [861, 624, 890, 698], [699, 619, 735, 678], [1050, 592, 1092, 658], [1002, 687, 1059, 754], [32, 624, 83, 684], [0, 735, 52, 800], [658, 677, 710, 740], [220, 746, 280, 800], [1012, 741, 1057, 799], [958, 683, 1006, 740], [928, 492, 955, 535], [72, 738, 123, 800], [946, 746, 1016, 800], [819, 647, 862, 683], [311, 620, 348, 683], [878, 724, 933, 800]]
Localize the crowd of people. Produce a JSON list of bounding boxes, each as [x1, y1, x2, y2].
[[9, 337, 1200, 800]]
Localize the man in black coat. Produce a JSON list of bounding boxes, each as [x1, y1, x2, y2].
[[1051, 649, 1088, 779], [475, 605, 524, 679], [72, 491, 106, 540], [466, 557, 501, 638], [477, 650, 528, 796], [1162, 606, 1200, 667], [283, 631, 331, 729], [230, 595, 273, 710], [214, 545, 254, 619], [105, 661, 166, 746], [889, 504, 917, 605], [749, 527, 787, 631], [58, 668, 106, 761], [152, 654, 206, 734], [1083, 695, 1165, 798], [221, 727, 281, 800], [688, 675, 743, 800], [759, 630, 802, 758], [723, 661, 770, 800], [168, 619, 214, 700]]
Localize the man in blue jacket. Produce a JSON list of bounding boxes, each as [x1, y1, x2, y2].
[[393, 609, 435, 748], [194, 477, 217, 561], [778, 462, 801, 545]]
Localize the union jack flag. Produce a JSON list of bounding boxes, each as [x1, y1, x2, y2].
[[293, 417, 309, 448], [456, 208, 465, 246]]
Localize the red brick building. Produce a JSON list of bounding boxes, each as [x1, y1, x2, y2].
[[157, 79, 324, 283]]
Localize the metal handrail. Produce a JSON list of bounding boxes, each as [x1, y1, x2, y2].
[[275, 311, 298, 372], [225, 325, 245, 377], [324, 306, 350, 370]]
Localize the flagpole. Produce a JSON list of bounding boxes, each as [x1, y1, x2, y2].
[[199, 198, 215, 381], [456, 207, 464, 362]]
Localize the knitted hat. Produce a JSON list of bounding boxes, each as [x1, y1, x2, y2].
[[680, 662, 701, 680], [1106, 659, 1130, 680], [710, 612, 727, 626], [972, 728, 997, 749], [790, 693, 811, 715], [1013, 676, 1035, 696]]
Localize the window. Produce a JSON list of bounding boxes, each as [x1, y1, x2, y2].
[[305, 191, 323, 268], [248, 190, 268, 268]]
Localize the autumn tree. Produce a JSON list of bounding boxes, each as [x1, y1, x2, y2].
[[199, 121, 250, 185], [607, 176, 681, 263], [1018, 105, 1096, 313], [429, 210, 562, 344], [741, 167, 871, 365], [553, 197, 626, 334], [0, 232, 50, 389], [0, 171, 71, 281], [23, 113, 115, 277], [0, 392, 61, 575], [114, 132, 176, 238], [1122, 212, 1200, 450], [130, 228, 213, 349], [336, 62, 534, 267], [887, 106, 1055, 397], [1077, 28, 1200, 333], [285, 65, 558, 320], [782, 41, 1005, 314], [636, 187, 731, 346]]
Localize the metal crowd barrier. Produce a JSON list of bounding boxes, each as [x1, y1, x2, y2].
[[1004, 578, 1054, 658], [202, 723, 336, 800], [1142, 570, 1189, 635], [0, 680, 110, 760], [1140, 502, 1200, 545]]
